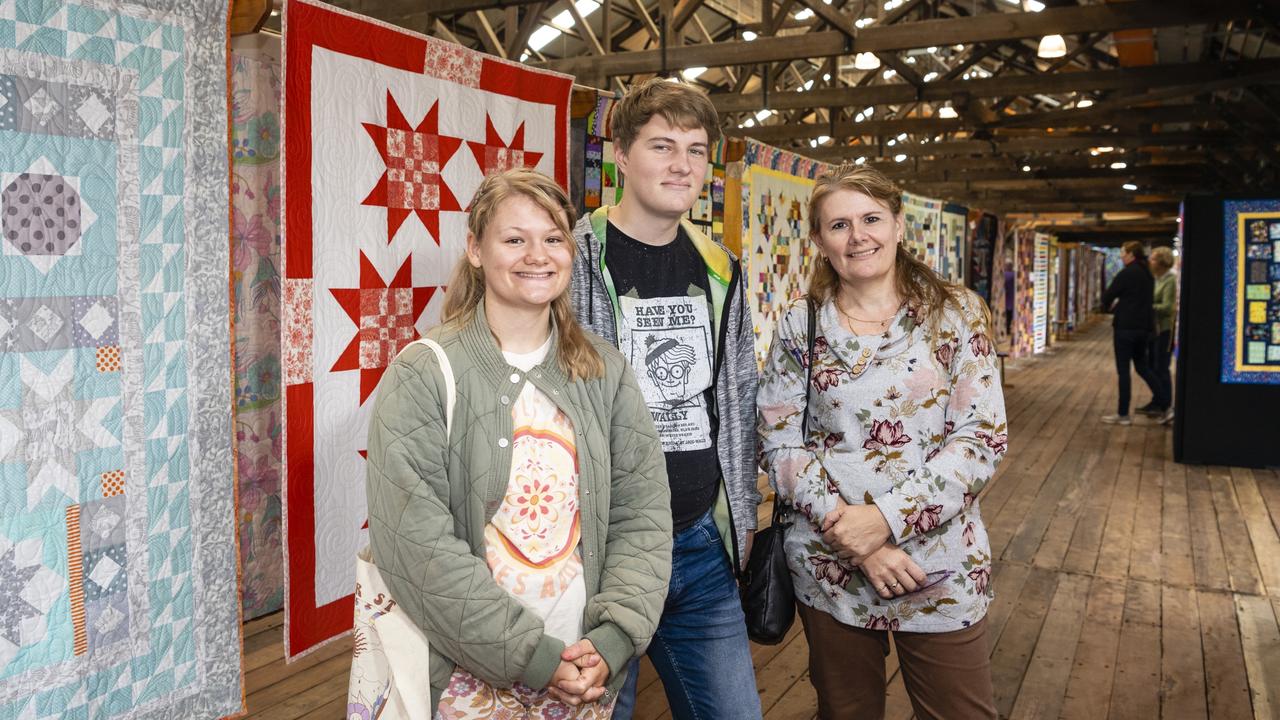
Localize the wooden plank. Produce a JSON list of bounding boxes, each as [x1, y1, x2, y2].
[[242, 623, 287, 673], [1160, 584, 1208, 720], [243, 610, 284, 640], [296, 695, 345, 720], [1093, 428, 1148, 578], [989, 566, 1059, 717], [1206, 466, 1266, 595], [1008, 573, 1090, 720], [246, 652, 350, 716], [984, 562, 1033, 651], [1060, 421, 1130, 574], [245, 635, 353, 696], [1030, 390, 1122, 569], [1198, 590, 1254, 719], [1235, 593, 1280, 719], [252, 664, 350, 720], [755, 631, 813, 715], [1107, 579, 1162, 719], [1059, 577, 1126, 720], [1186, 464, 1233, 592], [763, 670, 818, 720], [1127, 429, 1167, 583], [294, 696, 345, 717], [1230, 466, 1280, 594], [1160, 457, 1196, 588], [1002, 383, 1111, 563], [1253, 468, 1280, 539]]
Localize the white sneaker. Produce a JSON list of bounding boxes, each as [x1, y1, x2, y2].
[[1101, 414, 1132, 426]]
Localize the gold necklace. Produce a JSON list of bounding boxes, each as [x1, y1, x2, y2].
[[835, 298, 901, 329]]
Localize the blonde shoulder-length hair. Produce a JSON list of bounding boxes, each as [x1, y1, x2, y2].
[[806, 163, 985, 333], [441, 168, 604, 380]]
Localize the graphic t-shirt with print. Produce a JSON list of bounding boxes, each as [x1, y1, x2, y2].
[[605, 222, 719, 532]]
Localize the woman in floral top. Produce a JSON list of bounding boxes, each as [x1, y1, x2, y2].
[[758, 164, 1006, 719]]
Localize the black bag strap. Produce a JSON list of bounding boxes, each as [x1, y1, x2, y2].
[[802, 295, 817, 438]]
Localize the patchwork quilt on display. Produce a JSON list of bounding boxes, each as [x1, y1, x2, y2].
[[902, 192, 943, 273], [0, 0, 239, 718], [1013, 231, 1037, 357], [282, 0, 572, 657], [940, 206, 967, 283], [1222, 199, 1280, 383], [746, 165, 815, 369], [231, 51, 283, 620], [1033, 233, 1049, 353]]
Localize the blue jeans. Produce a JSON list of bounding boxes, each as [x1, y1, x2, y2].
[[611, 510, 761, 720]]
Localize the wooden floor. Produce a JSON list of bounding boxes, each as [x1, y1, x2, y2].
[[239, 321, 1280, 719]]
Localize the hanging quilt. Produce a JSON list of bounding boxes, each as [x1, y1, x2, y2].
[[940, 205, 967, 283], [231, 51, 284, 620], [902, 192, 943, 274], [1222, 199, 1280, 383], [746, 165, 816, 369], [968, 212, 997, 305], [990, 226, 1009, 345], [282, 0, 572, 658], [0, 1, 239, 718], [1013, 230, 1038, 358]]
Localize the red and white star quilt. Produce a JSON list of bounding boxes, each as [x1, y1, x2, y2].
[[281, 0, 572, 658]]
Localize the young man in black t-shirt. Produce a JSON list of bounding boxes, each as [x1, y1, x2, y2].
[[565, 78, 763, 719]]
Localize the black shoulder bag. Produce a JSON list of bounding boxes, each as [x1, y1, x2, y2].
[[742, 297, 817, 645]]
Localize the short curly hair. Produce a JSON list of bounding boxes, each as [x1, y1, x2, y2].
[[1150, 245, 1175, 269]]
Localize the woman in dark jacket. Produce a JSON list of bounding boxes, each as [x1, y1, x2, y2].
[[1100, 240, 1161, 425]]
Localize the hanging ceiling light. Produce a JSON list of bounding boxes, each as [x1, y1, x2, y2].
[[854, 52, 881, 70], [937, 106, 958, 119], [1037, 34, 1067, 58]]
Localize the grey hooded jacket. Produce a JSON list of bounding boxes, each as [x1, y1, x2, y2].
[[570, 206, 761, 569]]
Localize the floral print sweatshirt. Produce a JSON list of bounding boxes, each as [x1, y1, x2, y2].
[[758, 291, 1007, 632]]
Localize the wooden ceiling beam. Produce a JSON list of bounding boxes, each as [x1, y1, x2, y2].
[[735, 103, 1224, 143], [712, 59, 1280, 114], [540, 1, 1253, 78], [813, 130, 1236, 161]]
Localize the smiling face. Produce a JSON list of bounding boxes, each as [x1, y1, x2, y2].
[[466, 193, 572, 316], [615, 115, 709, 221], [811, 188, 902, 285]]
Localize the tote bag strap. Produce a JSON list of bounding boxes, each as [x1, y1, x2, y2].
[[403, 337, 455, 439]]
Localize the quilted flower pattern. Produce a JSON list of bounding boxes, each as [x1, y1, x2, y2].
[[758, 290, 1007, 632], [231, 53, 284, 619]]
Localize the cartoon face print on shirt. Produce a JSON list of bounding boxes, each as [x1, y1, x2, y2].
[[617, 289, 715, 453]]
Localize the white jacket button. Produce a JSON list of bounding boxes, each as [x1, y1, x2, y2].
[[498, 438, 509, 448]]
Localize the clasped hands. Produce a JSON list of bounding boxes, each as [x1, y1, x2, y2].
[[820, 497, 928, 600], [547, 639, 611, 706]]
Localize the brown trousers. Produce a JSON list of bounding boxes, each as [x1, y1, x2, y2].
[[797, 602, 997, 720]]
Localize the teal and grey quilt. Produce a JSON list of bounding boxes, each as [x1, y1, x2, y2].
[[0, 0, 239, 718]]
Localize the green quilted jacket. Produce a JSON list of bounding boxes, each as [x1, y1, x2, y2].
[[365, 300, 673, 709]]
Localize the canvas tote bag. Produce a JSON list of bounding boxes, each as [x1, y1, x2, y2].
[[347, 338, 454, 720]]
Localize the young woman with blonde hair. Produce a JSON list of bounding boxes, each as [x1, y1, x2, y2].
[[758, 164, 1007, 719], [365, 168, 672, 718]]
